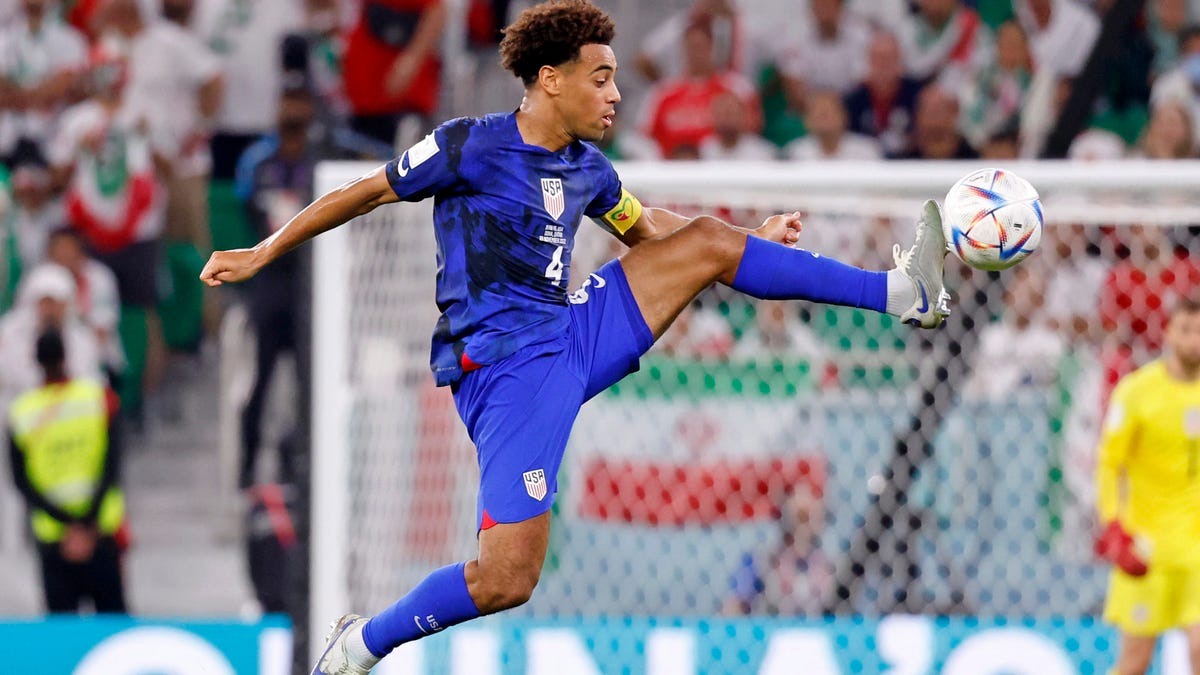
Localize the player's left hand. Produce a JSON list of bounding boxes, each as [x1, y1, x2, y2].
[[753, 211, 803, 247], [200, 248, 264, 286]]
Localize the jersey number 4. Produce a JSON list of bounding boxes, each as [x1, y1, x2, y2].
[[544, 245, 565, 285]]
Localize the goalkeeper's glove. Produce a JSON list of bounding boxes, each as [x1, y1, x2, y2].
[[1094, 520, 1149, 577]]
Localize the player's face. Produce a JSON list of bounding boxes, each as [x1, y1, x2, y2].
[[559, 44, 621, 143], [1167, 309, 1200, 371]]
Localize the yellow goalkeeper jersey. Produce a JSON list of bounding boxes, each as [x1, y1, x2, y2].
[[1096, 360, 1200, 567]]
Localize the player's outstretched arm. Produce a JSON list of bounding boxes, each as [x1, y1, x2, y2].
[[199, 166, 399, 286]]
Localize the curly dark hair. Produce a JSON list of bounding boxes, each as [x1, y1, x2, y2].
[[499, 0, 616, 86]]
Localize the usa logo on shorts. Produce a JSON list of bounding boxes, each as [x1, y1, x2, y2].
[[523, 469, 547, 501]]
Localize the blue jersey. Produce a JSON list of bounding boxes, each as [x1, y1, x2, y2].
[[383, 112, 642, 386]]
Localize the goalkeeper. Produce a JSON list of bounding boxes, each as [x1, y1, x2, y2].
[[1095, 296, 1200, 675], [200, 2, 950, 673]]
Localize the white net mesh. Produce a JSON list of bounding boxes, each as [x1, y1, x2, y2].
[[311, 160, 1200, 641]]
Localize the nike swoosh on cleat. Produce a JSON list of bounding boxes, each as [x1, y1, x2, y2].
[[916, 281, 929, 314]]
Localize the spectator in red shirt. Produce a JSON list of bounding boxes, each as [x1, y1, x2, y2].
[[637, 16, 760, 160], [341, 0, 446, 148]]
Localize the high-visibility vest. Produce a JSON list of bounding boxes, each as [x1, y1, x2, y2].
[[9, 380, 124, 543]]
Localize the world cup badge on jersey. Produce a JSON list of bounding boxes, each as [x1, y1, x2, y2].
[[523, 469, 547, 501], [542, 178, 564, 221]]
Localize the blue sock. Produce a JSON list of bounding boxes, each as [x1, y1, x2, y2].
[[731, 236, 888, 312], [361, 562, 481, 656]]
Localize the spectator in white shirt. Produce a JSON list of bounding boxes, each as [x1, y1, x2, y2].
[[0, 0, 89, 164], [784, 89, 882, 160], [1015, 0, 1101, 78], [191, 0, 304, 179], [900, 0, 993, 91], [47, 44, 164, 301], [4, 141, 61, 272], [0, 263, 102, 406], [959, 19, 1031, 149], [95, 0, 224, 257], [775, 0, 871, 95], [0, 0, 18, 25], [699, 90, 778, 161], [45, 228, 125, 380]]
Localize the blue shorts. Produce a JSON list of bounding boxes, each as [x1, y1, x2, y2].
[[452, 259, 653, 529]]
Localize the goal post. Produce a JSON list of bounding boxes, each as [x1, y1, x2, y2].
[[310, 163, 352, 654], [310, 159, 1200, 665]]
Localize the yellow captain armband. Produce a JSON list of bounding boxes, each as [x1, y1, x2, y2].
[[599, 188, 643, 235]]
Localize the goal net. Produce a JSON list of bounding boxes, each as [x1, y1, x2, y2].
[[311, 159, 1200, 664]]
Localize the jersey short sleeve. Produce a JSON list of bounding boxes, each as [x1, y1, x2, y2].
[[384, 121, 465, 202], [585, 153, 643, 236]]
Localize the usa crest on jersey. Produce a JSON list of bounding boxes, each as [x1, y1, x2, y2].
[[541, 178, 564, 221], [523, 469, 547, 501]]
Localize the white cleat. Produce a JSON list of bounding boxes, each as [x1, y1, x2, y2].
[[893, 199, 952, 329], [311, 614, 374, 675]]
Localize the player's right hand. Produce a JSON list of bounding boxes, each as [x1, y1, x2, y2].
[[200, 248, 263, 286], [1094, 520, 1149, 577], [753, 211, 803, 247]]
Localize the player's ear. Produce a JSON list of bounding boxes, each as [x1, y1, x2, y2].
[[537, 65, 562, 96]]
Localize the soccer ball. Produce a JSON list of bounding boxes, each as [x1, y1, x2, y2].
[[941, 168, 1043, 272]]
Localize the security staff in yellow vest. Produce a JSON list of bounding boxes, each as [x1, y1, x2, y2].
[[8, 328, 126, 613]]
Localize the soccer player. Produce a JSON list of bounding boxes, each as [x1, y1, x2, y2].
[[1095, 296, 1200, 675], [199, 2, 951, 673]]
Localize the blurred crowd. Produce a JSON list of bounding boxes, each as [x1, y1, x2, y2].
[[608, 0, 1200, 162], [0, 0, 412, 449]]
